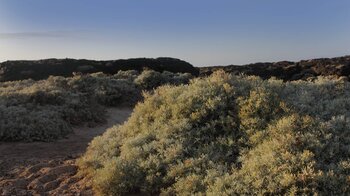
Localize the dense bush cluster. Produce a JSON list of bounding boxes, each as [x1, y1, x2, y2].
[[79, 71, 350, 195], [134, 70, 192, 89], [0, 70, 192, 142]]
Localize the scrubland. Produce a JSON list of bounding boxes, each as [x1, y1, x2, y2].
[[78, 71, 350, 195], [1, 62, 349, 195], [0, 70, 192, 142]]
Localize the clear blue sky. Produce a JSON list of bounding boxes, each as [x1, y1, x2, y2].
[[0, 0, 349, 66]]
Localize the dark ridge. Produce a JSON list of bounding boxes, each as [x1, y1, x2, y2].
[[0, 57, 199, 82], [200, 55, 350, 81]]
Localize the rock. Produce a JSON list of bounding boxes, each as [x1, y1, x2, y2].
[[37, 174, 58, 184], [13, 178, 29, 189], [46, 165, 77, 176], [66, 176, 80, 184], [27, 179, 44, 192], [16, 189, 28, 196], [43, 179, 62, 191], [27, 163, 53, 173], [26, 173, 39, 182], [1, 187, 12, 196], [200, 55, 350, 81]]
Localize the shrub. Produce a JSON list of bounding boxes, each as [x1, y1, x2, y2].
[[0, 105, 71, 141], [0, 70, 192, 142], [134, 70, 164, 89], [113, 70, 139, 81], [134, 70, 192, 90], [0, 76, 107, 141], [68, 73, 140, 106], [79, 71, 350, 195]]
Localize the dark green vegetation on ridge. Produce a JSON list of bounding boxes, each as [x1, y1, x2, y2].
[[1, 55, 350, 83], [200, 55, 350, 81], [0, 57, 199, 82]]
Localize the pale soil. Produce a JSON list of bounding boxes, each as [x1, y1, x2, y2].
[[0, 107, 132, 196]]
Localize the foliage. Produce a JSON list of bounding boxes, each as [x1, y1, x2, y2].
[[134, 70, 192, 89], [79, 71, 350, 195], [0, 70, 192, 142], [0, 105, 71, 142]]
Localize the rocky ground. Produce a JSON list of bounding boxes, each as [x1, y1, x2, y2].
[[200, 55, 350, 81], [0, 107, 132, 195]]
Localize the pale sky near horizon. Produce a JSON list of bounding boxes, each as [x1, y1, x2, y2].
[[0, 0, 350, 66]]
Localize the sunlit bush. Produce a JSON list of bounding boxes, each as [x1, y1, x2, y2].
[[0, 76, 106, 141], [0, 105, 71, 141], [68, 73, 140, 106], [79, 71, 350, 195], [134, 70, 192, 89], [113, 70, 139, 81]]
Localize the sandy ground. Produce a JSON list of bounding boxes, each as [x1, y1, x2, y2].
[[0, 107, 132, 196]]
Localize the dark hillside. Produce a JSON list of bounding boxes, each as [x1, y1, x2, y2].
[[0, 57, 199, 82], [1, 55, 349, 82], [200, 55, 350, 81]]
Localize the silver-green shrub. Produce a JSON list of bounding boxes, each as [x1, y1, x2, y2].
[[79, 71, 350, 195], [0, 105, 71, 141], [134, 70, 192, 89], [0, 75, 106, 141], [0, 70, 192, 142]]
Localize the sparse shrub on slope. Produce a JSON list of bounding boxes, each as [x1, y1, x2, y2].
[[79, 71, 350, 195]]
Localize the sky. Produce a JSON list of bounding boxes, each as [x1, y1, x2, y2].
[[0, 0, 349, 66]]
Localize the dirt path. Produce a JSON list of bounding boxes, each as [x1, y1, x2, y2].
[[0, 107, 132, 195]]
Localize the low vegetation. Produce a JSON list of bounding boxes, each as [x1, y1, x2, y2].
[[78, 71, 350, 195], [0, 70, 192, 142]]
